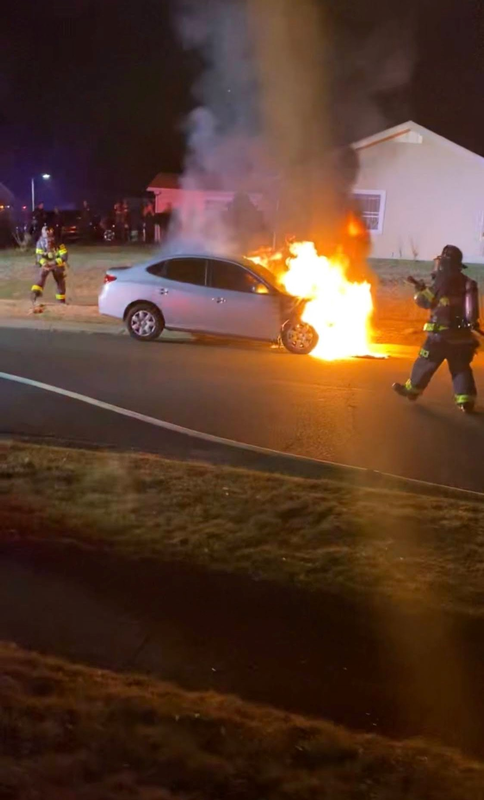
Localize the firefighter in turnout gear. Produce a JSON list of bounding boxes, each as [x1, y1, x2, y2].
[[393, 245, 479, 413], [31, 226, 68, 307]]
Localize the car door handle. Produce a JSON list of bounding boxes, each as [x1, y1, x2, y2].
[[213, 297, 226, 303], [159, 288, 169, 295]]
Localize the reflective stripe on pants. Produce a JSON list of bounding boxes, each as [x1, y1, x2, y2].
[[31, 267, 66, 300], [408, 336, 477, 402]]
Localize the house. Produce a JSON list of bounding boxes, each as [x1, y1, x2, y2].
[[147, 172, 268, 221], [146, 171, 282, 245], [352, 121, 484, 263]]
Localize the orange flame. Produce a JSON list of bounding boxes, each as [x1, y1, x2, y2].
[[282, 241, 374, 360], [248, 240, 376, 360]]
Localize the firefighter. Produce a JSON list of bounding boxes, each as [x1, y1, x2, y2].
[[392, 244, 479, 413], [31, 225, 68, 307]]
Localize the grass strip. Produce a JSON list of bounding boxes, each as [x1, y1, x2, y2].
[[2, 440, 484, 617]]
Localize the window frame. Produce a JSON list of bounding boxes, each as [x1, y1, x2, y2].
[[352, 190, 386, 235]]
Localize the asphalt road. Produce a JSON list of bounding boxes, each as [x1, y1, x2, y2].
[[1, 328, 484, 492]]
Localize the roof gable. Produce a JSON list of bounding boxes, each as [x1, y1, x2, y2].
[[352, 121, 484, 166], [148, 173, 180, 190]]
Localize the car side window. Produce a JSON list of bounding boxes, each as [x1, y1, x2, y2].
[[146, 261, 166, 278], [164, 258, 207, 286], [209, 260, 262, 293], [147, 258, 207, 285]]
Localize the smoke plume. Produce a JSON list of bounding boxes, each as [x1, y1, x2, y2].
[[167, 0, 414, 258]]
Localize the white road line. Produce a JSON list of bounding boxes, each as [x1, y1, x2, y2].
[[1, 370, 483, 499]]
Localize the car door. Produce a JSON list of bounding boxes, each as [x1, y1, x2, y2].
[[146, 257, 214, 331], [207, 259, 282, 341]]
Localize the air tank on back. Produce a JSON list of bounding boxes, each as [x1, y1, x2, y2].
[[464, 277, 480, 327]]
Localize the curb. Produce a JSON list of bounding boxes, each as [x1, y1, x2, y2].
[[0, 317, 414, 354], [0, 317, 194, 340]]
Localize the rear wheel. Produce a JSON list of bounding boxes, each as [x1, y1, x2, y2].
[[126, 303, 164, 341], [281, 319, 318, 355]]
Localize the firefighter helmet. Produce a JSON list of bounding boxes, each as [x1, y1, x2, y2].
[[441, 244, 464, 267]]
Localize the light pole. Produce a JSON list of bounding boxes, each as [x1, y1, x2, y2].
[[31, 174, 51, 211]]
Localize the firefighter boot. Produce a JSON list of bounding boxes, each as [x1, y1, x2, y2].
[[392, 382, 419, 401], [457, 400, 475, 414]]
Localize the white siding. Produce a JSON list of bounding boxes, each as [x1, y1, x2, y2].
[[353, 134, 484, 262]]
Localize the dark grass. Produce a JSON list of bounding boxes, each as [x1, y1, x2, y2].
[[2, 440, 484, 617], [1, 641, 483, 799]]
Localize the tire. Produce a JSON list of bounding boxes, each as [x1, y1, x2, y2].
[[126, 303, 164, 342], [104, 229, 115, 242], [281, 319, 318, 355]]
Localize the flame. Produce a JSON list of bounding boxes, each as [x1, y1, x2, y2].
[[248, 240, 375, 360], [346, 211, 369, 241]]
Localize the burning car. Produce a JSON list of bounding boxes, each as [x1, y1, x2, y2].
[[98, 253, 319, 354]]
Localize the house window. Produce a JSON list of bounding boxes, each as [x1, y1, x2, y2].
[[353, 190, 386, 234]]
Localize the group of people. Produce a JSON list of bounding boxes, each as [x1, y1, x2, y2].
[[112, 199, 156, 243], [30, 200, 93, 243], [29, 198, 159, 245]]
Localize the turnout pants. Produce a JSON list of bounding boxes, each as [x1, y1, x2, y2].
[[406, 335, 478, 404], [31, 266, 66, 303]]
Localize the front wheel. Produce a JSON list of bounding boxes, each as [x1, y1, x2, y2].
[[281, 319, 318, 355], [126, 303, 164, 341]]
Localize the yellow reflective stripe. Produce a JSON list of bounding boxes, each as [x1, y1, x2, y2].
[[55, 258, 64, 265], [35, 248, 44, 254], [421, 288, 435, 303], [423, 322, 449, 332], [438, 296, 450, 306], [455, 394, 476, 404], [31, 285, 43, 292], [39, 259, 48, 266], [405, 379, 422, 395], [55, 294, 66, 300]]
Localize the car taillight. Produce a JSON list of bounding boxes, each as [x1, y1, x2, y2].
[[104, 274, 117, 284]]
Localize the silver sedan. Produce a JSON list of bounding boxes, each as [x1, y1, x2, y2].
[[98, 253, 318, 354]]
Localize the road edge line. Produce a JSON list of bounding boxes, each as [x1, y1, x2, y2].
[[1, 370, 483, 501]]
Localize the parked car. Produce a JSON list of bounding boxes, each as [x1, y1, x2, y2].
[[45, 210, 104, 243], [98, 254, 318, 354]]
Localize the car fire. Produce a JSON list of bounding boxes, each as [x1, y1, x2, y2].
[[248, 239, 377, 361]]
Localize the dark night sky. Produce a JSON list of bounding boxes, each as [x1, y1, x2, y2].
[[1, 0, 483, 208]]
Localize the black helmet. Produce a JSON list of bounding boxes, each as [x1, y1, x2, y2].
[[441, 244, 464, 268]]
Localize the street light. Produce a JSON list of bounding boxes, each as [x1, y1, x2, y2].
[[31, 174, 51, 211]]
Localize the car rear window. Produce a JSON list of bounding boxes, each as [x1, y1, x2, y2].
[[164, 258, 207, 286]]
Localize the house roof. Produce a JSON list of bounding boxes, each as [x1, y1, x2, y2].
[[352, 120, 484, 166], [147, 172, 228, 191], [147, 173, 180, 190], [148, 171, 277, 193]]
